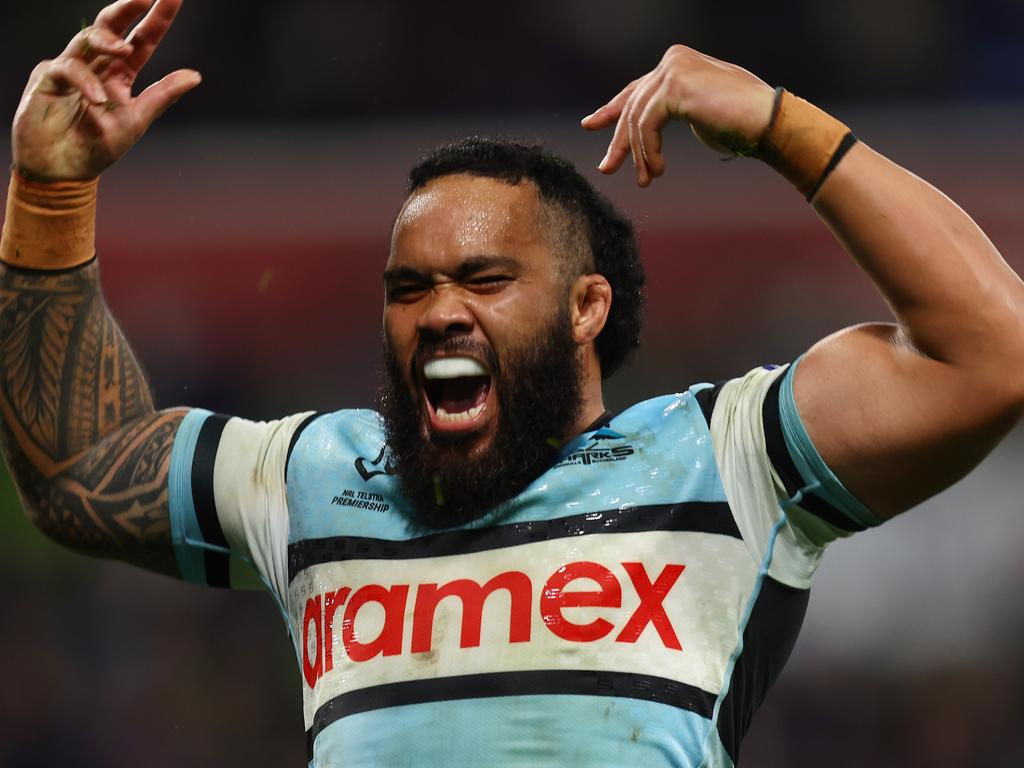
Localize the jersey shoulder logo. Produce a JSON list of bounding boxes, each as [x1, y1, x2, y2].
[[354, 446, 394, 482]]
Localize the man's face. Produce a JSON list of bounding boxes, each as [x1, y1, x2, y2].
[[383, 174, 570, 456], [378, 174, 584, 525]]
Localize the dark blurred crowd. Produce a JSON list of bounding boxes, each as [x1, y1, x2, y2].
[[2, 0, 1024, 127]]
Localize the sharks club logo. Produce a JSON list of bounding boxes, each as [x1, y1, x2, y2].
[[555, 427, 636, 468]]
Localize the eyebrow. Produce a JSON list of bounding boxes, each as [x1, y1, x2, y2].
[[383, 254, 521, 286]]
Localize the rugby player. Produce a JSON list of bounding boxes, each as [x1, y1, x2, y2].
[[3, 0, 1024, 765]]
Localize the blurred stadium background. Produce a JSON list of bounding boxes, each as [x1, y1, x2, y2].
[[2, 1, 1024, 765]]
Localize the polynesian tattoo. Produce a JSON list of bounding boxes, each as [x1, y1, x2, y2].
[[0, 261, 183, 575]]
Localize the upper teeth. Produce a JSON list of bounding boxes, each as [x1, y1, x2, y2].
[[423, 357, 487, 380]]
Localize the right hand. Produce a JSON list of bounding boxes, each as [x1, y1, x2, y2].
[[581, 44, 775, 187], [11, 0, 200, 181]]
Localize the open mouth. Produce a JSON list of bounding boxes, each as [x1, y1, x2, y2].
[[421, 356, 493, 432]]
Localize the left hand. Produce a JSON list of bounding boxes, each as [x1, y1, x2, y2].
[[581, 45, 776, 187]]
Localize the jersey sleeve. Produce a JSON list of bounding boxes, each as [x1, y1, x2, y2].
[[707, 363, 882, 589], [167, 408, 317, 609]]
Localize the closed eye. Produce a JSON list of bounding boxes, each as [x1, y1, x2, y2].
[[466, 275, 512, 292], [386, 284, 429, 302]]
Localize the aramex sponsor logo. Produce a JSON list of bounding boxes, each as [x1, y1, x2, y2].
[[301, 560, 686, 689]]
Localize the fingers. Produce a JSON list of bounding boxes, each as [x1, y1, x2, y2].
[[592, 73, 670, 186], [580, 78, 640, 131], [601, 74, 660, 185], [133, 68, 201, 128], [95, 0, 154, 37], [627, 86, 670, 187], [599, 103, 633, 175], [626, 114, 649, 186], [124, 0, 184, 76], [586, 73, 657, 184], [636, 96, 668, 181], [594, 77, 648, 174], [598, 99, 634, 174], [59, 26, 134, 63], [625, 76, 663, 186], [36, 58, 109, 104]]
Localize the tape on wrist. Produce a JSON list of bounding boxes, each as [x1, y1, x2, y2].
[[758, 87, 857, 201], [0, 170, 98, 271]]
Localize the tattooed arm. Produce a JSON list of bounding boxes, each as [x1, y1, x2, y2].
[[0, 0, 201, 576], [0, 261, 184, 575]]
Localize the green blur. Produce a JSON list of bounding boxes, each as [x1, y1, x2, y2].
[[0, 460, 87, 573]]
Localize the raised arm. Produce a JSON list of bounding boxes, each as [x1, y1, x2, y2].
[[582, 45, 1024, 519], [0, 0, 200, 575]]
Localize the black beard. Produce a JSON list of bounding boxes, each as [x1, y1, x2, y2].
[[376, 310, 583, 529]]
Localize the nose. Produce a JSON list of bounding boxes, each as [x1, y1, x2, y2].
[[415, 283, 475, 337]]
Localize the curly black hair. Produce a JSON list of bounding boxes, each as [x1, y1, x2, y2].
[[406, 137, 645, 380]]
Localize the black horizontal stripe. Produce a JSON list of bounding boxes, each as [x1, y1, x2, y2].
[[288, 501, 738, 581], [1, 254, 98, 275], [304, 669, 718, 760], [762, 373, 866, 533]]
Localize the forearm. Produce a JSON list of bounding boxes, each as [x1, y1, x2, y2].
[[0, 175, 180, 573], [811, 141, 1024, 374]]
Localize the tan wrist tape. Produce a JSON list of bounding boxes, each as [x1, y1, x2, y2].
[[758, 88, 857, 201], [0, 171, 98, 271]]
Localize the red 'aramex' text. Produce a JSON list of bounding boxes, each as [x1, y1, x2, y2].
[[302, 560, 685, 688]]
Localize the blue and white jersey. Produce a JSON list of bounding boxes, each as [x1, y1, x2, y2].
[[168, 363, 879, 767]]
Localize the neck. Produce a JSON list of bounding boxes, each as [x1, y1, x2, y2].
[[565, 349, 607, 440], [571, 400, 609, 436]]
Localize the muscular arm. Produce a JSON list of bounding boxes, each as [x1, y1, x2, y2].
[[0, 260, 184, 575], [0, 0, 200, 575], [796, 143, 1024, 518], [585, 46, 1024, 519]]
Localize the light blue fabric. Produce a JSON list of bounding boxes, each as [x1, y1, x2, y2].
[[309, 695, 714, 768], [779, 358, 882, 529], [168, 408, 214, 585], [287, 390, 728, 545]]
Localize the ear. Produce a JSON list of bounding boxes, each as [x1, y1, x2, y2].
[[569, 273, 612, 346]]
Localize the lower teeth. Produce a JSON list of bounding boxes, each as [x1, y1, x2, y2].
[[436, 403, 484, 423]]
